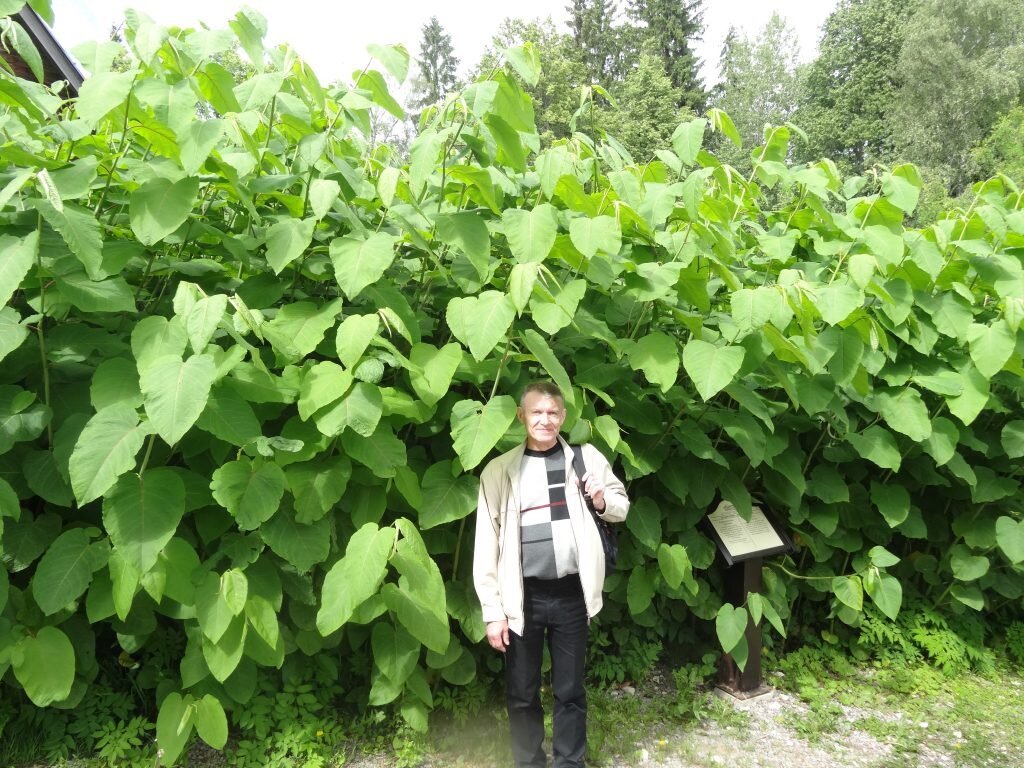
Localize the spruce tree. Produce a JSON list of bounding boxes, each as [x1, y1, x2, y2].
[[564, 0, 621, 83], [410, 16, 459, 113], [627, 0, 705, 109]]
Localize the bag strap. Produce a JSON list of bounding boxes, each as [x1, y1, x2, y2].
[[570, 445, 598, 517]]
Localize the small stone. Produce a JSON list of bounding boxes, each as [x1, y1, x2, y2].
[[622, 685, 636, 696], [918, 721, 928, 729]]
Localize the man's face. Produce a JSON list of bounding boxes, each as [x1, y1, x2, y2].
[[518, 391, 566, 450]]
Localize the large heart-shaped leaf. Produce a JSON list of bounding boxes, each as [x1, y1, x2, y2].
[[418, 461, 478, 529], [446, 291, 516, 362], [330, 233, 398, 299], [682, 339, 744, 400], [995, 516, 1024, 564], [502, 204, 558, 264], [69, 404, 153, 505], [140, 354, 216, 446], [12, 626, 76, 706], [450, 397, 518, 471], [31, 528, 107, 615], [103, 468, 185, 574], [317, 523, 395, 635], [715, 603, 748, 653], [129, 176, 200, 246]]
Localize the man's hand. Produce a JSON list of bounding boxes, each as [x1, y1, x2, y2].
[[486, 620, 510, 652], [580, 471, 606, 511]]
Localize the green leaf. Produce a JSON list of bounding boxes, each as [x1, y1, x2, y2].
[[55, 271, 136, 313], [317, 381, 382, 438], [103, 469, 185, 575], [195, 695, 228, 749], [682, 340, 744, 400], [868, 546, 900, 569], [995, 516, 1024, 564], [0, 231, 38, 306], [1003, 421, 1024, 459], [367, 42, 410, 82], [12, 626, 75, 706], [629, 332, 680, 393], [863, 569, 902, 620], [731, 286, 788, 333], [356, 69, 404, 118], [671, 119, 707, 166], [31, 528, 105, 615], [37, 202, 106, 279], [155, 692, 193, 767], [330, 233, 397, 300], [262, 299, 343, 362], [286, 456, 351, 524], [626, 498, 661, 552], [140, 354, 216, 446], [340, 427, 406, 478], [132, 316, 188, 373], [950, 545, 989, 582], [372, 622, 419, 685], [418, 461, 477, 529], [195, 571, 235, 643], [923, 416, 959, 466], [966, 321, 1016, 378], [870, 482, 910, 528], [831, 575, 863, 612], [109, 548, 139, 621], [185, 295, 227, 353], [76, 70, 135, 127], [874, 386, 932, 442], [815, 281, 864, 325], [568, 215, 621, 259], [129, 176, 200, 246], [0, 307, 29, 363], [657, 543, 692, 591], [947, 363, 990, 426], [180, 118, 225, 175], [409, 343, 462, 406], [317, 523, 394, 635], [90, 358, 142, 411], [530, 279, 585, 335], [846, 426, 902, 471], [446, 291, 516, 362], [210, 458, 286, 531], [504, 42, 541, 86], [260, 505, 330, 572], [950, 584, 984, 611], [336, 313, 380, 369], [437, 213, 491, 278], [450, 397, 518, 471], [69, 404, 152, 505], [409, 128, 445, 196], [385, 520, 450, 653], [521, 330, 575, 410], [715, 604, 748, 653], [196, 387, 261, 447], [502, 204, 558, 264], [265, 217, 315, 274]]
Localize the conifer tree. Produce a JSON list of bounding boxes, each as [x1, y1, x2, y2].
[[627, 0, 705, 109], [410, 16, 459, 113]]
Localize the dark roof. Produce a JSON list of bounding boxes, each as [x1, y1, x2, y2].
[[11, 5, 85, 95]]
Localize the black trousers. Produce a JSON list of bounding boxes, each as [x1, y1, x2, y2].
[[506, 575, 589, 768]]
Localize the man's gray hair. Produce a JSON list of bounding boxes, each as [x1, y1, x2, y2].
[[519, 381, 565, 407]]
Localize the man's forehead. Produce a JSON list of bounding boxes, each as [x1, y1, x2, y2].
[[522, 393, 564, 410]]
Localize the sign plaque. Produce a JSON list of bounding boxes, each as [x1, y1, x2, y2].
[[704, 500, 792, 566]]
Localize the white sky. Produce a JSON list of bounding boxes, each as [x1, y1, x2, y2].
[[48, 1, 836, 86]]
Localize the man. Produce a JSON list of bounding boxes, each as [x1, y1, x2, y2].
[[473, 381, 630, 768]]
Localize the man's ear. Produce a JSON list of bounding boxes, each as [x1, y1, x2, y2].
[[516, 406, 524, 425]]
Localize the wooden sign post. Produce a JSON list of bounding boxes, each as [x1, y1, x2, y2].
[[703, 500, 793, 699]]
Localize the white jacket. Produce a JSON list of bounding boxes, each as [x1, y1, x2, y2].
[[472, 436, 630, 635]]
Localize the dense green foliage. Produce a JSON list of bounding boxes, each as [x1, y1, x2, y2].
[[0, 3, 1023, 765]]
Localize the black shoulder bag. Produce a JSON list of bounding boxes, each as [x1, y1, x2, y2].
[[570, 445, 618, 569]]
